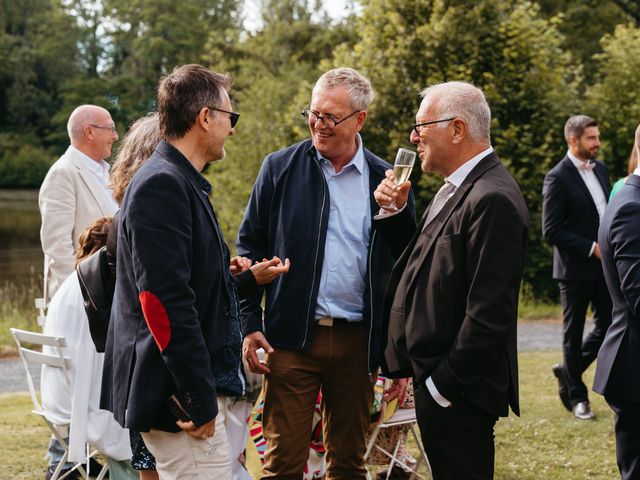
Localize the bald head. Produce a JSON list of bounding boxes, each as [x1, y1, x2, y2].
[[67, 105, 118, 161]]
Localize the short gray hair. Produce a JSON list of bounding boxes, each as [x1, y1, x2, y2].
[[420, 82, 491, 143], [564, 115, 598, 143], [312, 67, 374, 111], [67, 105, 109, 141]]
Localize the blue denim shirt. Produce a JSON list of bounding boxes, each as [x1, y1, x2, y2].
[[314, 135, 371, 322]]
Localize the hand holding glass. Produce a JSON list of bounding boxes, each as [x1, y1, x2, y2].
[[388, 148, 416, 211]]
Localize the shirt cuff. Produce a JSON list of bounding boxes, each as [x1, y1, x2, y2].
[[426, 376, 452, 408], [373, 203, 407, 220], [588, 242, 596, 257]]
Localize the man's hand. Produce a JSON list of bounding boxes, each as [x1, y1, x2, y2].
[[374, 170, 411, 212], [243, 331, 274, 374], [176, 417, 215, 440], [230, 256, 252, 275], [594, 243, 601, 259], [383, 378, 408, 404], [250, 256, 291, 285]]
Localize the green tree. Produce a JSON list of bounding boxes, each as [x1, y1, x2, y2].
[[205, 0, 357, 244], [332, 0, 581, 299], [586, 23, 640, 178]]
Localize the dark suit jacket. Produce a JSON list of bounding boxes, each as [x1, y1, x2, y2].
[[542, 156, 611, 281], [101, 141, 235, 432], [375, 152, 529, 417], [593, 174, 640, 401]]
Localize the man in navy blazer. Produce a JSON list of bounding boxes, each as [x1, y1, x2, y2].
[[102, 64, 240, 478], [542, 115, 612, 420], [594, 125, 640, 479]]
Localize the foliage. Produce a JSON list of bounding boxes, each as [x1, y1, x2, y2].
[[333, 0, 580, 299], [586, 24, 640, 178]]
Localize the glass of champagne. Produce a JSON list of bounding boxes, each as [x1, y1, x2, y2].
[[388, 147, 416, 211]]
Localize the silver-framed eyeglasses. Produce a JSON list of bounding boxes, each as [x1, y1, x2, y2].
[[412, 118, 455, 136], [89, 124, 117, 133], [301, 106, 360, 129]]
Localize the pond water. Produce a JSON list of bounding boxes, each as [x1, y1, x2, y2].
[[0, 189, 44, 315]]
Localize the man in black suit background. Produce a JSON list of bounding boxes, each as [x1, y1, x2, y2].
[[594, 124, 640, 480], [542, 115, 612, 420], [374, 81, 529, 480]]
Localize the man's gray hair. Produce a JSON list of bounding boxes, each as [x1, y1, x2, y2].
[[564, 115, 598, 143], [313, 67, 374, 111], [67, 105, 106, 141], [420, 82, 491, 143]]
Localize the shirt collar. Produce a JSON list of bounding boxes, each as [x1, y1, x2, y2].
[[162, 141, 212, 195], [445, 146, 494, 187], [71, 145, 110, 176], [567, 150, 592, 169], [316, 133, 365, 174]]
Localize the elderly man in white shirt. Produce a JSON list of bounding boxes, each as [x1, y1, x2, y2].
[[38, 104, 119, 479], [39, 104, 119, 304]]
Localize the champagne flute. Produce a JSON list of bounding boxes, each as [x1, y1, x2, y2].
[[388, 147, 416, 211]]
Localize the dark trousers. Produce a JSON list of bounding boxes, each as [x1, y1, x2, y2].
[[559, 277, 612, 405], [414, 382, 498, 480], [605, 396, 640, 480], [260, 322, 373, 480]]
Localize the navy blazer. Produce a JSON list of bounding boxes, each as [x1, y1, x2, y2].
[[101, 141, 235, 432], [542, 156, 611, 281], [593, 174, 640, 401]]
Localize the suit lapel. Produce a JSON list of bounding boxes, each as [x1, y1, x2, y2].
[[594, 162, 611, 198], [403, 154, 500, 291], [68, 147, 115, 216], [562, 156, 601, 214]]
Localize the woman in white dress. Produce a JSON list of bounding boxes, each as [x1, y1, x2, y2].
[[41, 217, 135, 479]]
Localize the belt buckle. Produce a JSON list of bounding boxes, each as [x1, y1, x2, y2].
[[317, 317, 334, 327]]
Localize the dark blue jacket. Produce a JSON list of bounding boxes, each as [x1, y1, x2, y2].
[[101, 141, 238, 432], [236, 139, 414, 373]]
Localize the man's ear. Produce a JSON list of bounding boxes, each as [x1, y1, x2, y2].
[[197, 107, 210, 131], [450, 118, 466, 145], [354, 110, 367, 132]]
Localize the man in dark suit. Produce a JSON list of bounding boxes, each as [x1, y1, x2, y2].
[[542, 115, 612, 420], [102, 64, 240, 478], [374, 81, 529, 480], [594, 125, 640, 480]]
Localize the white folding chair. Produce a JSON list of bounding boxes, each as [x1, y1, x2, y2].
[[10, 328, 108, 480], [365, 385, 431, 480]]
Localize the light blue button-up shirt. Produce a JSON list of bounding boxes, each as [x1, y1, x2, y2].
[[314, 134, 371, 322]]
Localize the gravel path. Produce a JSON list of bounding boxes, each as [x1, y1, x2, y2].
[[1, 319, 577, 394]]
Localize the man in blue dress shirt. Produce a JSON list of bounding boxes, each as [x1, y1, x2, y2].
[[237, 67, 414, 479]]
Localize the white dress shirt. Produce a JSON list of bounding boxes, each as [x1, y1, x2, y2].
[[72, 146, 119, 211], [567, 150, 607, 257]]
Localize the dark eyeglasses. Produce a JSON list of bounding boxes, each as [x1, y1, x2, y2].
[[301, 107, 360, 129], [89, 124, 117, 133], [412, 118, 455, 136], [210, 107, 240, 128]]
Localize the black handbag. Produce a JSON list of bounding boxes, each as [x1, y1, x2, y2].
[[76, 246, 115, 352]]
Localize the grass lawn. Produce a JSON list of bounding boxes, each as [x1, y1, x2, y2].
[[1, 350, 618, 479]]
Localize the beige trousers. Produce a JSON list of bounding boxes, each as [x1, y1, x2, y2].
[[141, 397, 230, 479]]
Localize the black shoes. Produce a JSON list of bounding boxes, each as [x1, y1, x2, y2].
[[573, 401, 595, 420], [552, 363, 572, 411]]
